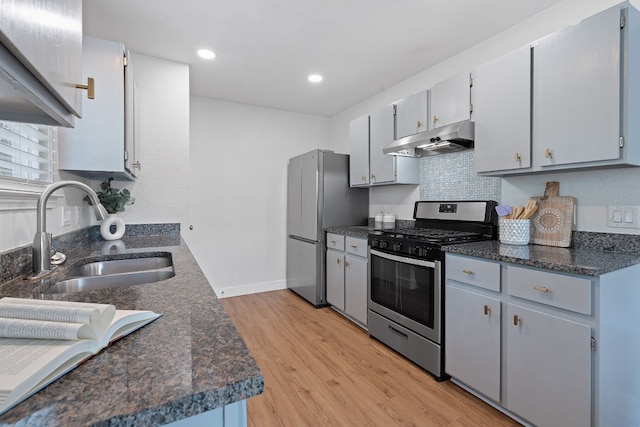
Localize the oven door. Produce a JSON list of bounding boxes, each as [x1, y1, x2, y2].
[[368, 249, 442, 344]]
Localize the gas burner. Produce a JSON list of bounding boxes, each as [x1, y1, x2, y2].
[[368, 201, 498, 260]]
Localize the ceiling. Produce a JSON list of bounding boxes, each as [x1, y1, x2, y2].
[[82, 0, 563, 117]]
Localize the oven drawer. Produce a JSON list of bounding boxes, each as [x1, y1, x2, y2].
[[326, 233, 345, 251], [368, 310, 443, 378], [506, 265, 592, 315], [446, 254, 501, 292], [346, 236, 367, 257]]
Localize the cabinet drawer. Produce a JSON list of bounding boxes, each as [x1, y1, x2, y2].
[[326, 233, 345, 251], [506, 266, 592, 315], [446, 254, 501, 292], [346, 237, 367, 257]]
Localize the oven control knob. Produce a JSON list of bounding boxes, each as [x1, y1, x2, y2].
[[410, 246, 420, 256], [379, 240, 389, 249], [418, 247, 426, 257], [393, 242, 403, 252], [370, 239, 379, 248]]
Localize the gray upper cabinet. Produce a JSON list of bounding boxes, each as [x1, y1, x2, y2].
[[369, 103, 396, 185], [0, 0, 83, 127], [349, 105, 419, 187], [349, 114, 370, 186], [58, 37, 139, 180], [474, 46, 532, 174], [476, 2, 640, 176], [430, 72, 472, 129], [532, 4, 622, 169], [395, 90, 429, 139]]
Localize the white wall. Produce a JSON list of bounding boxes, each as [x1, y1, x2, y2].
[[185, 98, 332, 297], [0, 52, 189, 253], [330, 0, 640, 233], [106, 53, 190, 227]]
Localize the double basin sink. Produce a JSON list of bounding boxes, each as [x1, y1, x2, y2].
[[45, 254, 175, 294]]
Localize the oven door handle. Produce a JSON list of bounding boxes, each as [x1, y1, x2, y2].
[[370, 249, 437, 268]]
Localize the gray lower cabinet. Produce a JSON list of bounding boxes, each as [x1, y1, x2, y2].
[[445, 252, 640, 427], [166, 400, 246, 427], [326, 233, 367, 327]]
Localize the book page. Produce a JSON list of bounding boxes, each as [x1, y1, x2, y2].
[[101, 310, 162, 346], [0, 298, 116, 337], [0, 318, 94, 340], [0, 338, 96, 415]]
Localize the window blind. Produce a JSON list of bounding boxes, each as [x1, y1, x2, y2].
[[0, 121, 56, 186]]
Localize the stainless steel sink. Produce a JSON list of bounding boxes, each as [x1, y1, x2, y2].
[[68, 256, 173, 277], [45, 255, 175, 294]]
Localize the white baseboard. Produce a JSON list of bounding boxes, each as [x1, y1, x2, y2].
[[213, 279, 286, 298]]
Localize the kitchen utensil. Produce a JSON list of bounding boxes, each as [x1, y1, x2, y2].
[[511, 206, 525, 219], [521, 200, 539, 219], [495, 205, 512, 217]]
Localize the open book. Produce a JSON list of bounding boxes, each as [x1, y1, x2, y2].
[[0, 297, 161, 416]]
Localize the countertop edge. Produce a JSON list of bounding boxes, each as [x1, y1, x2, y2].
[[0, 235, 264, 427]]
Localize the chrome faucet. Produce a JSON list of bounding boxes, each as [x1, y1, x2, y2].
[[33, 180, 109, 276]]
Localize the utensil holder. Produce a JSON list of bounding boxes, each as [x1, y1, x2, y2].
[[499, 218, 530, 245]]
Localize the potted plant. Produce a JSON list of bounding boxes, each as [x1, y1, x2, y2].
[[87, 177, 135, 214], [85, 178, 135, 240]]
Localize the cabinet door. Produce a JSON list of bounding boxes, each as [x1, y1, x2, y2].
[[345, 254, 367, 326], [430, 72, 471, 129], [0, 0, 82, 117], [506, 304, 591, 427], [533, 6, 621, 168], [326, 250, 345, 311], [349, 114, 370, 186], [395, 91, 428, 138], [475, 46, 531, 173], [369, 104, 395, 184], [445, 285, 501, 402], [59, 37, 131, 178]]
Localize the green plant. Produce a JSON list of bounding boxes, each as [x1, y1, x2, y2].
[[85, 177, 135, 214]]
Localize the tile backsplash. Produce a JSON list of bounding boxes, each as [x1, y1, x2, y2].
[[419, 150, 501, 202]]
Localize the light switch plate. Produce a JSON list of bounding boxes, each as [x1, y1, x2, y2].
[[608, 206, 640, 228]]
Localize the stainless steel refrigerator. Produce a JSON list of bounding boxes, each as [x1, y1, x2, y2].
[[286, 149, 369, 306]]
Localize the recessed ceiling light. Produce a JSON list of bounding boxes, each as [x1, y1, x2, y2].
[[197, 49, 216, 60], [308, 74, 323, 83]]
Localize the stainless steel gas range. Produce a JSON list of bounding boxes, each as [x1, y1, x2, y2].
[[367, 200, 498, 380]]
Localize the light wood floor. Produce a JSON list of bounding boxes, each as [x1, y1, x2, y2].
[[221, 290, 520, 427]]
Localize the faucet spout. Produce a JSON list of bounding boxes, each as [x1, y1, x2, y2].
[[33, 180, 109, 276]]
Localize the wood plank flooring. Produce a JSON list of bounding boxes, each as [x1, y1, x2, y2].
[[221, 290, 520, 427]]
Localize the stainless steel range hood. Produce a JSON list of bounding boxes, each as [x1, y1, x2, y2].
[[383, 120, 474, 157]]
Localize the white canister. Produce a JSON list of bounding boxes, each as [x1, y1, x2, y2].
[[499, 218, 530, 245], [374, 212, 384, 229], [382, 212, 396, 229]]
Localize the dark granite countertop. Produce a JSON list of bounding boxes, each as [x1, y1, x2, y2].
[[325, 225, 372, 239], [0, 234, 263, 426], [444, 240, 640, 277]]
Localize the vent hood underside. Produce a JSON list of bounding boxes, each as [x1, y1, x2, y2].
[[383, 120, 474, 157]]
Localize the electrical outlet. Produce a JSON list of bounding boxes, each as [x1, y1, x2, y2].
[[61, 207, 72, 226], [74, 206, 81, 225], [608, 206, 640, 228]]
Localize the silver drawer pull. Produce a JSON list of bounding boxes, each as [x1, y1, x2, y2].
[[462, 270, 474, 275], [534, 286, 551, 293]]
